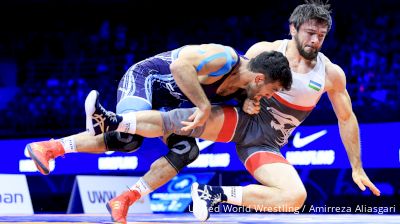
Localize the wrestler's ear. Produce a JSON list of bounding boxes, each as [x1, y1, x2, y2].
[[255, 74, 265, 84], [290, 24, 297, 36]]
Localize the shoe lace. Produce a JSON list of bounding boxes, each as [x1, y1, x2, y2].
[[198, 186, 222, 207], [112, 188, 132, 217], [92, 104, 118, 133], [46, 139, 64, 159], [210, 193, 222, 206], [99, 104, 118, 123], [110, 199, 128, 223], [45, 150, 57, 160]]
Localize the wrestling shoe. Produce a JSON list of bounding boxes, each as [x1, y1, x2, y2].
[[191, 182, 227, 221], [106, 190, 140, 224], [25, 140, 65, 175], [85, 90, 122, 136]]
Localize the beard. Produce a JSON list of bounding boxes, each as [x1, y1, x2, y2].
[[246, 83, 258, 100], [294, 35, 319, 60]]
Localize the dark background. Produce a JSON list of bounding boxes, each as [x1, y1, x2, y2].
[[0, 0, 399, 214]]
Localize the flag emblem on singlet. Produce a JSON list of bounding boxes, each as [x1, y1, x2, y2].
[[308, 80, 322, 91]]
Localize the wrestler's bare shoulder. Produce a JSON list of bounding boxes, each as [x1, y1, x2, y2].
[[323, 56, 346, 91], [246, 40, 283, 57]]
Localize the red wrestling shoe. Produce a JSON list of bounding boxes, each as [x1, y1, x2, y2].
[[26, 140, 65, 175], [106, 190, 140, 224]]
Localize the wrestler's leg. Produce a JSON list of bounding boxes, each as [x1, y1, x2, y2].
[[133, 106, 230, 141], [243, 161, 307, 210], [73, 132, 106, 153], [191, 150, 306, 221], [98, 105, 229, 191], [25, 131, 108, 175], [134, 106, 229, 191], [73, 103, 228, 155]]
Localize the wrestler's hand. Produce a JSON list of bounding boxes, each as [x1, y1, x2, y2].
[[181, 106, 211, 131], [352, 167, 380, 196], [242, 98, 260, 115]]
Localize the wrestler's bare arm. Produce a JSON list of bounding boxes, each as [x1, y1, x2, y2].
[[170, 44, 238, 130], [325, 62, 380, 196]]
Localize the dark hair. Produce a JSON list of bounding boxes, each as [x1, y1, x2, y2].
[[248, 51, 292, 91], [289, 0, 332, 32]]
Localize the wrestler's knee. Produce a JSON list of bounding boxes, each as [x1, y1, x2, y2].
[[104, 131, 144, 152], [247, 151, 307, 210], [164, 134, 199, 172], [280, 184, 307, 209]]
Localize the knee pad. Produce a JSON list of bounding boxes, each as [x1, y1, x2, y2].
[[164, 134, 199, 172], [104, 131, 144, 153]]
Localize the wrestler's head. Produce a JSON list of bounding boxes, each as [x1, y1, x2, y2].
[[289, 0, 332, 60], [247, 51, 292, 100]]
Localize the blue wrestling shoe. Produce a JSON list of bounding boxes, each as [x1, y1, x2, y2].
[[85, 90, 122, 135], [191, 182, 227, 221]]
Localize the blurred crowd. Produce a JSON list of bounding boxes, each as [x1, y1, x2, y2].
[[0, 0, 399, 137]]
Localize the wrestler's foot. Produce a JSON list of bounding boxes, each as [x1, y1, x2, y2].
[[85, 90, 122, 135], [106, 190, 140, 224], [191, 182, 226, 221], [25, 140, 64, 175]]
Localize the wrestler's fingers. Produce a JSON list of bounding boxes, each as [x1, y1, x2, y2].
[[180, 121, 195, 131], [187, 112, 196, 121], [363, 179, 381, 196], [354, 178, 366, 191]]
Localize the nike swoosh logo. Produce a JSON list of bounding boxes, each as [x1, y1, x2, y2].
[[292, 130, 327, 148], [196, 138, 215, 151]]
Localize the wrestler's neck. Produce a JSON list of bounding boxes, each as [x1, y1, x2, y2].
[[216, 61, 250, 94], [286, 40, 318, 71], [229, 60, 253, 89]]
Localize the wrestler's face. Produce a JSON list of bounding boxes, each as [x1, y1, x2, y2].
[[247, 77, 282, 101], [291, 19, 328, 60]]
